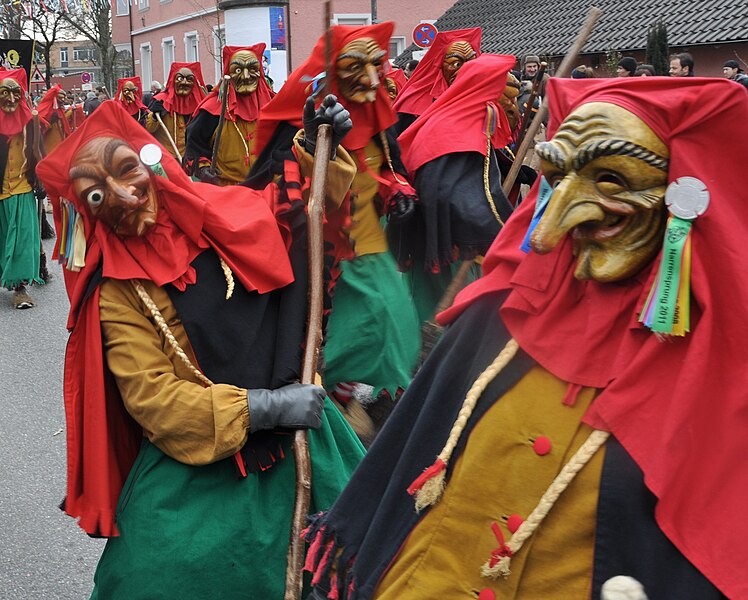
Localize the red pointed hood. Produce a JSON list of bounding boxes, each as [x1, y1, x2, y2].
[[398, 54, 514, 176], [155, 61, 207, 116], [393, 27, 482, 118], [195, 44, 273, 122], [0, 67, 33, 137], [254, 22, 398, 154]]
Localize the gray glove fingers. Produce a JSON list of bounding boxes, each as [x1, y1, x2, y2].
[[303, 96, 317, 124], [321, 94, 338, 109]]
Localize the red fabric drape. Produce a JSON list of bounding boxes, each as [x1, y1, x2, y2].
[[398, 54, 514, 176]]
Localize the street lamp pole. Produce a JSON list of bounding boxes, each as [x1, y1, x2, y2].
[[371, 0, 377, 23]]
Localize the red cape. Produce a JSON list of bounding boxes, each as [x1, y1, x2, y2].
[[254, 22, 398, 154], [154, 61, 207, 116], [195, 44, 273, 122], [0, 68, 33, 137], [439, 77, 748, 599], [393, 28, 481, 118], [398, 54, 514, 176], [115, 76, 147, 115], [36, 101, 296, 536]]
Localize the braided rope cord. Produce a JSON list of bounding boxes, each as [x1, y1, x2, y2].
[[378, 131, 409, 186], [484, 124, 504, 226], [131, 279, 213, 386], [439, 338, 519, 464]]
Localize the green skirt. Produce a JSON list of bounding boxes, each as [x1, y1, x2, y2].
[[90, 399, 365, 599], [0, 191, 42, 289], [323, 252, 420, 397]]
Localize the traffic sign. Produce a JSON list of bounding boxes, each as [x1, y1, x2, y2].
[[81, 72, 91, 84], [413, 23, 438, 48], [30, 65, 44, 84]]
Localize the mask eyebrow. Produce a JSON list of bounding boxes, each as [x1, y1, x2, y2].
[[69, 164, 101, 181], [535, 142, 568, 172], [573, 139, 669, 172]]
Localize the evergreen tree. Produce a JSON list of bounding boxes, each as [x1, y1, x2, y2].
[[646, 20, 669, 76]]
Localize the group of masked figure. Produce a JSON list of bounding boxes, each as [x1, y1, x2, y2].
[[10, 17, 748, 600]]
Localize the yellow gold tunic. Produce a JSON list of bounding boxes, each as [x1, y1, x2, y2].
[[348, 140, 388, 256], [145, 111, 188, 160], [1, 132, 32, 200], [197, 118, 258, 186], [375, 366, 604, 599]]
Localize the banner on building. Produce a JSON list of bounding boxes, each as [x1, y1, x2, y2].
[[269, 6, 286, 50], [0, 39, 35, 80]]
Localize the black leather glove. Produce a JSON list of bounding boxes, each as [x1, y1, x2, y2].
[[149, 98, 168, 119], [196, 165, 221, 185], [302, 94, 352, 159], [518, 164, 538, 187], [248, 383, 326, 433], [387, 191, 415, 224]]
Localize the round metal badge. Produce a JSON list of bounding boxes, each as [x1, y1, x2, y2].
[[665, 177, 709, 220], [139, 143, 163, 167]]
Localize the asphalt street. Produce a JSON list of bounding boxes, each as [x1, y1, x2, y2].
[[0, 238, 105, 599]]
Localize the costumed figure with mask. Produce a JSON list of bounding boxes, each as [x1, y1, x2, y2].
[[184, 44, 273, 186], [305, 77, 747, 600], [37, 84, 86, 154], [389, 55, 517, 329], [145, 62, 207, 160], [393, 28, 480, 135], [36, 99, 365, 598], [115, 76, 149, 125], [382, 65, 407, 103], [248, 23, 420, 441], [0, 68, 43, 309]]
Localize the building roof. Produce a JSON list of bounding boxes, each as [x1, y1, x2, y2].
[[398, 0, 748, 61]]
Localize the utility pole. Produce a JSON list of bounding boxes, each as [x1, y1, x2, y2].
[[371, 0, 377, 23]]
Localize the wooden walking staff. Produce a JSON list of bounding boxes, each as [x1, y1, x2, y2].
[[285, 3, 333, 598], [514, 61, 548, 149], [418, 6, 604, 364], [502, 6, 602, 194], [154, 112, 183, 162]]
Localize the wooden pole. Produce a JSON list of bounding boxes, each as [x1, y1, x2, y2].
[[154, 112, 182, 162], [502, 6, 603, 194], [284, 125, 332, 600]]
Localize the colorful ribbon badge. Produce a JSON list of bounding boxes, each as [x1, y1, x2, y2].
[[640, 177, 709, 336]]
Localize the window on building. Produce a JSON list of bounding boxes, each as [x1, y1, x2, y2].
[[138, 0, 149, 10], [213, 25, 225, 82], [162, 37, 175, 76], [389, 36, 406, 59], [116, 0, 129, 16], [74, 47, 97, 63], [140, 43, 152, 89], [60, 47, 68, 67], [332, 13, 371, 26], [184, 32, 199, 63]]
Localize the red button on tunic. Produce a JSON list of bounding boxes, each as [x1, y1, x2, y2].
[[533, 436, 552, 456], [507, 513, 524, 534], [478, 589, 496, 600]]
